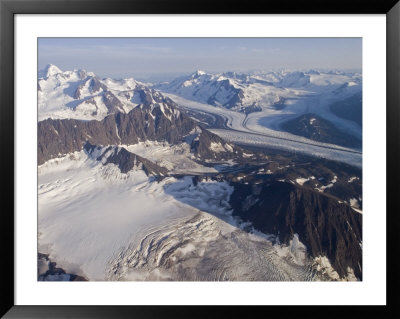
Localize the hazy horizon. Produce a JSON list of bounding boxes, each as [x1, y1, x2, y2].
[[39, 37, 362, 82]]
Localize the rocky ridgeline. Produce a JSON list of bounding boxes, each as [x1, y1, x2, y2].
[[38, 99, 196, 165], [230, 180, 362, 279], [84, 142, 169, 176], [281, 113, 361, 149], [38, 95, 262, 167]]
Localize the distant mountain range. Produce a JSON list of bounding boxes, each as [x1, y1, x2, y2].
[[156, 69, 361, 114], [38, 64, 362, 118], [38, 64, 167, 121]]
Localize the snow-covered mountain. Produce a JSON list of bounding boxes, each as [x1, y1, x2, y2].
[[38, 86, 264, 167], [38, 64, 173, 121], [156, 69, 362, 113], [156, 70, 250, 111], [38, 65, 362, 121], [37, 65, 363, 282], [155, 69, 362, 155]]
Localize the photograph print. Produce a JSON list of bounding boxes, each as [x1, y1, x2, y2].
[[37, 37, 362, 281]]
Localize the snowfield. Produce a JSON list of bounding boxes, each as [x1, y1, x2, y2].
[[38, 151, 320, 281], [38, 151, 191, 280]]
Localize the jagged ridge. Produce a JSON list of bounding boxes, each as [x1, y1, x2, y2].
[[84, 142, 169, 176], [38, 100, 196, 165], [230, 180, 362, 279]]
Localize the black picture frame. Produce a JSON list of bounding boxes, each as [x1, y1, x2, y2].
[[1, 0, 399, 318]]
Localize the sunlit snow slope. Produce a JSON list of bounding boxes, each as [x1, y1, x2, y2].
[[38, 64, 162, 121], [38, 150, 319, 281]]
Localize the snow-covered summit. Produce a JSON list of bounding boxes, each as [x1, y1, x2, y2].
[[278, 71, 310, 87], [157, 69, 362, 113], [38, 65, 176, 122], [38, 64, 63, 79], [191, 70, 207, 78]]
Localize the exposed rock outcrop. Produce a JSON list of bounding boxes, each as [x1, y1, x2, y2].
[[38, 101, 197, 165], [84, 142, 169, 176], [230, 180, 362, 279], [281, 113, 361, 148]]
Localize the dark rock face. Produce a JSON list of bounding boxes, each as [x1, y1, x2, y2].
[[76, 70, 87, 80], [84, 142, 168, 176], [89, 77, 107, 93], [74, 81, 85, 99], [206, 79, 245, 109], [38, 117, 118, 165], [38, 97, 263, 167], [225, 90, 245, 109], [38, 102, 198, 165], [276, 158, 362, 208], [74, 76, 107, 100], [190, 128, 261, 164], [281, 113, 361, 148], [330, 92, 362, 127], [115, 104, 195, 145], [191, 128, 232, 161], [137, 88, 154, 104], [230, 180, 362, 279], [102, 90, 124, 113], [136, 87, 178, 105]]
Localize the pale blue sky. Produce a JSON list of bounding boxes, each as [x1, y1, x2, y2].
[[39, 38, 362, 82]]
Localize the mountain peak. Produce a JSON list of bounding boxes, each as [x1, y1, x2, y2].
[[39, 64, 63, 78], [73, 68, 96, 79], [191, 70, 206, 78]]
